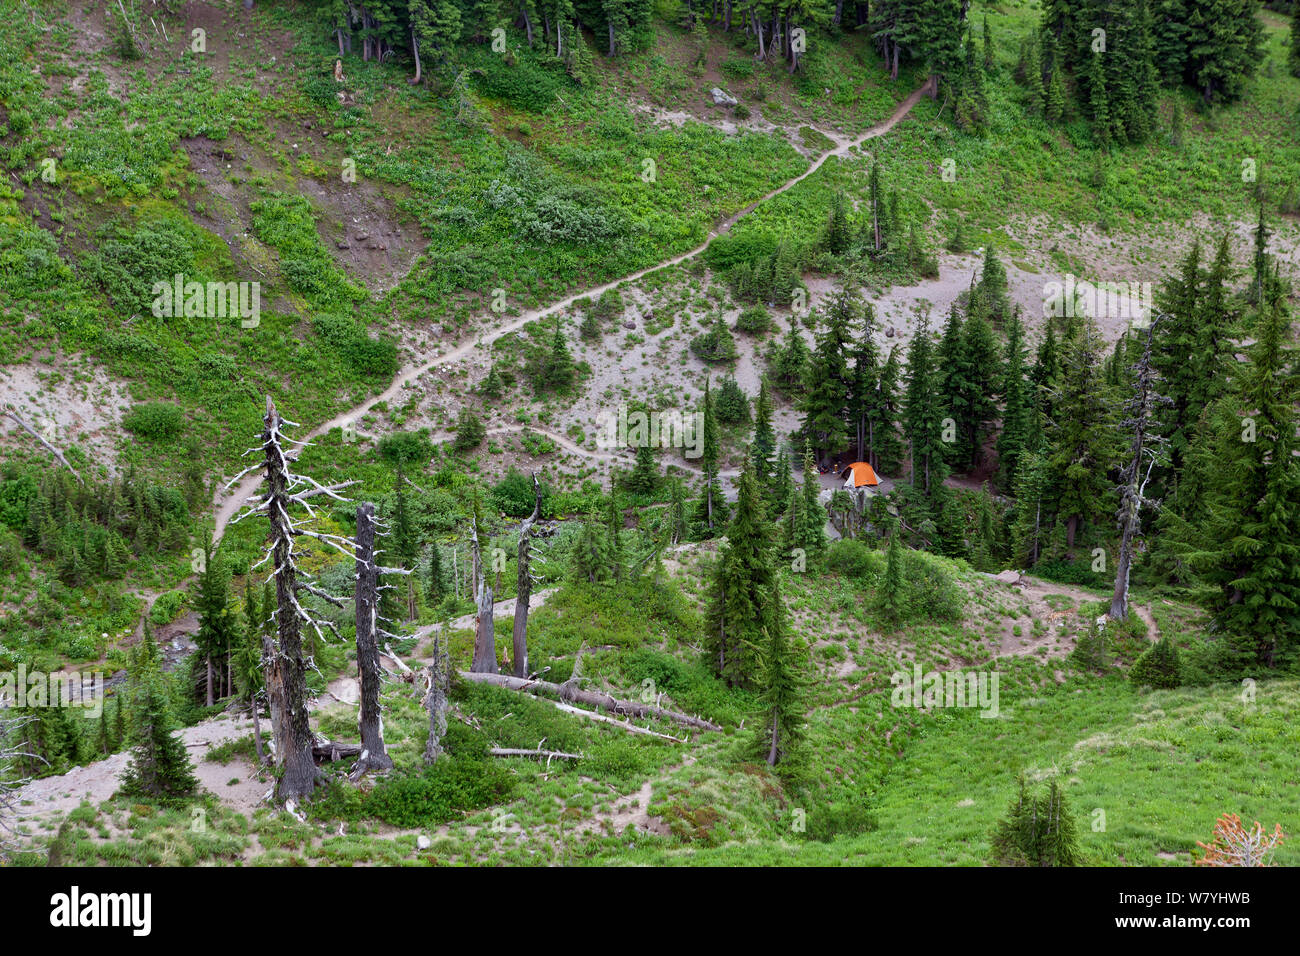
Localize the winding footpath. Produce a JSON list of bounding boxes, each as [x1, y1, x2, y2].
[[211, 79, 933, 542]]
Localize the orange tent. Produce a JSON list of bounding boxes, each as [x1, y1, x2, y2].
[[842, 462, 879, 488]]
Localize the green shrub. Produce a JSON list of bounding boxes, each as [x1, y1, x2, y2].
[[123, 402, 185, 442], [376, 431, 434, 466], [363, 759, 515, 827], [1129, 636, 1182, 688], [453, 408, 486, 452], [491, 467, 551, 518], [734, 305, 771, 334], [826, 539, 884, 582]]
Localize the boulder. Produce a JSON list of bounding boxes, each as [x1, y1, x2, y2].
[[710, 87, 738, 106]]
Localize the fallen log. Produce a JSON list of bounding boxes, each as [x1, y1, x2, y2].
[[4, 405, 82, 483], [550, 701, 684, 742], [489, 747, 584, 760], [457, 671, 721, 732], [312, 739, 364, 762]]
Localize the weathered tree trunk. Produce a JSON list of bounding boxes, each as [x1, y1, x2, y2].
[[469, 516, 497, 673], [458, 671, 722, 730], [511, 474, 542, 678], [205, 658, 215, 707], [423, 635, 449, 763], [410, 29, 421, 84], [249, 692, 266, 765], [261, 398, 319, 801], [354, 503, 393, 771], [1110, 320, 1163, 620]]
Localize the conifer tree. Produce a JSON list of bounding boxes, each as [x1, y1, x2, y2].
[[877, 520, 906, 623], [695, 379, 727, 535], [194, 539, 238, 707], [120, 625, 197, 800], [798, 439, 826, 563], [424, 543, 445, 606], [770, 317, 810, 393], [1292, 0, 1300, 78], [704, 462, 780, 687], [798, 289, 855, 462], [391, 459, 418, 569], [772, 449, 794, 520], [750, 378, 777, 487], [753, 576, 804, 769], [997, 309, 1032, 491], [1087, 50, 1110, 147], [1048, 317, 1116, 552], [1176, 295, 1300, 665], [903, 316, 949, 497], [874, 347, 906, 475], [572, 511, 611, 583]]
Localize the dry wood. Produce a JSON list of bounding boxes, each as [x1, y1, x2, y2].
[[3, 405, 82, 482], [458, 670, 721, 731], [511, 472, 542, 678], [489, 748, 584, 760]]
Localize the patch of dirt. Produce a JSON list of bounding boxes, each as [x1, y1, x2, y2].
[[0, 358, 132, 472]]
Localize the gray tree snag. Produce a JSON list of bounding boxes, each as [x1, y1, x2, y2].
[[1110, 318, 1167, 621], [227, 396, 356, 802], [0, 713, 37, 860], [457, 671, 722, 731], [469, 514, 497, 673], [423, 634, 449, 763], [511, 473, 542, 678], [353, 503, 394, 773]]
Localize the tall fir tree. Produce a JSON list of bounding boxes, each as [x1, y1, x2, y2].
[[704, 461, 782, 688]]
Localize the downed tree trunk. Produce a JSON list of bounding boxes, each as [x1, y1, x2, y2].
[[550, 700, 684, 742], [312, 739, 364, 762], [490, 748, 583, 760], [511, 473, 542, 678], [4, 405, 82, 482], [458, 671, 721, 732]]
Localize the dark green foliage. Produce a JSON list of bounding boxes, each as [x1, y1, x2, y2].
[[452, 407, 487, 452], [713, 377, 751, 426], [120, 628, 197, 801], [312, 313, 400, 378], [354, 758, 515, 827], [491, 467, 550, 518], [704, 464, 780, 688], [1129, 636, 1183, 688], [735, 305, 772, 335], [376, 431, 435, 466], [991, 776, 1080, 866], [122, 403, 185, 443], [691, 314, 739, 364]]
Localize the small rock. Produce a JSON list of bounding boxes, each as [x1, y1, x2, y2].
[[885, 327, 895, 338], [336, 240, 349, 249], [417, 835, 431, 850], [356, 233, 369, 242], [710, 87, 738, 106], [623, 320, 636, 330]]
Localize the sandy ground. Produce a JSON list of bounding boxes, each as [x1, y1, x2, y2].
[[0, 359, 132, 472]]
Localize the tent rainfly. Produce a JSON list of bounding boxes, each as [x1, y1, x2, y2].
[[841, 462, 880, 489]]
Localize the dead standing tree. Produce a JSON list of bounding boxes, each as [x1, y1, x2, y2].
[[511, 473, 543, 678], [423, 633, 449, 763], [1110, 317, 1168, 621], [353, 502, 407, 774], [469, 511, 497, 673], [227, 397, 354, 802]]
